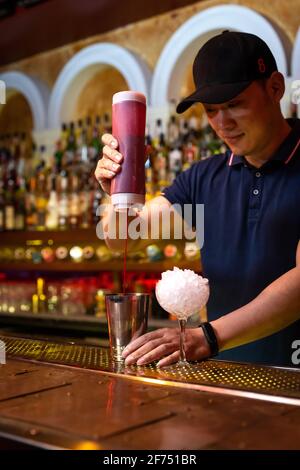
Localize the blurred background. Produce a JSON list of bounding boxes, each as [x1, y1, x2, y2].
[[0, 0, 299, 340]]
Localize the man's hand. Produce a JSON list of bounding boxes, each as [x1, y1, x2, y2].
[[122, 327, 211, 367], [94, 133, 123, 195]]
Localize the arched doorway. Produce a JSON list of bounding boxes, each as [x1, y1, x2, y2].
[[0, 71, 49, 131], [151, 5, 288, 109], [48, 43, 152, 129]]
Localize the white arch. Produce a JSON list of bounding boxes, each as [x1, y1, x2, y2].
[[292, 27, 300, 79], [151, 5, 288, 107], [0, 71, 49, 130], [48, 43, 152, 128]]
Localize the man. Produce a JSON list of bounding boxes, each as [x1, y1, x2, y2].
[[95, 31, 300, 368]]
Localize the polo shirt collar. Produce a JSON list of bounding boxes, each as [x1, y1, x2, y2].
[[228, 118, 300, 167]]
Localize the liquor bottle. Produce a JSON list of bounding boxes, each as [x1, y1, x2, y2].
[[79, 129, 89, 165], [17, 133, 26, 178], [46, 175, 59, 230], [152, 119, 163, 149], [68, 172, 80, 228], [58, 170, 69, 230], [4, 178, 16, 231], [167, 115, 180, 146], [60, 123, 69, 151], [26, 176, 38, 230], [37, 145, 47, 168], [145, 134, 157, 198], [65, 122, 77, 167], [85, 116, 92, 143], [183, 140, 198, 166], [35, 171, 48, 231], [95, 289, 106, 318], [168, 146, 183, 183], [80, 176, 92, 229], [155, 133, 168, 188], [37, 277, 47, 314], [92, 183, 103, 226], [75, 119, 83, 143], [88, 124, 101, 164], [103, 113, 112, 134], [179, 118, 189, 144], [188, 114, 199, 135], [0, 181, 5, 232], [95, 115, 102, 134], [53, 141, 64, 173], [14, 177, 26, 231], [47, 284, 59, 313]]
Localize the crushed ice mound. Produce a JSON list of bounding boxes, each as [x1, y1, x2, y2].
[[155, 267, 209, 320]]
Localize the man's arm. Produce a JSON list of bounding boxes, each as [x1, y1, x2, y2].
[[123, 241, 300, 366], [212, 240, 300, 351], [95, 133, 174, 251]]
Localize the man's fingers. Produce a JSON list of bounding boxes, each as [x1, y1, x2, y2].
[[102, 133, 118, 148], [136, 344, 176, 366], [95, 168, 115, 181], [100, 155, 121, 173], [157, 351, 180, 368], [103, 145, 123, 163], [124, 339, 165, 365], [122, 331, 164, 358], [125, 343, 175, 366]]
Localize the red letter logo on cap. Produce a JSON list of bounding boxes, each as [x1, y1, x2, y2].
[[258, 58, 266, 73]]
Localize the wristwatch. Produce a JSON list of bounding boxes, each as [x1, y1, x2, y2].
[[199, 322, 219, 357]]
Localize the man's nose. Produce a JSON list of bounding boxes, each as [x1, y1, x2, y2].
[[216, 110, 235, 131]]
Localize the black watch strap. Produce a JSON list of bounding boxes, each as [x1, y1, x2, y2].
[[200, 322, 219, 357]]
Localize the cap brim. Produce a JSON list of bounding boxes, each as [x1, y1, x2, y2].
[[176, 80, 253, 113]]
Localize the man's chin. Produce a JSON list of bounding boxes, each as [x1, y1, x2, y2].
[[225, 135, 246, 154], [227, 143, 248, 155]]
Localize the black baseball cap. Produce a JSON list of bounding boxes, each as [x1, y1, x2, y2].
[[176, 30, 278, 113]]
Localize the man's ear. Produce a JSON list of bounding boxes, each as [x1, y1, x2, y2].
[[267, 71, 285, 103]]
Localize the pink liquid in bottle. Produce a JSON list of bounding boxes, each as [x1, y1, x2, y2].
[[111, 91, 146, 211]]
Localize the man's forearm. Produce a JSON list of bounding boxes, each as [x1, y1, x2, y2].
[[213, 266, 300, 351]]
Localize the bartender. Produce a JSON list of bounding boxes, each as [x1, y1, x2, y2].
[[95, 31, 300, 368]]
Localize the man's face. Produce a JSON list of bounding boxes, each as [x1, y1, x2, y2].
[[203, 81, 274, 157]]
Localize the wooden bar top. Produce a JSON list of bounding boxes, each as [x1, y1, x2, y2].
[[0, 335, 300, 450]]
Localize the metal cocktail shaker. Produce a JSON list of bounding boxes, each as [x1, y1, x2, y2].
[[105, 293, 150, 361]]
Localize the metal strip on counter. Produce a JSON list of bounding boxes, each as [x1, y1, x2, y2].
[[1, 334, 300, 405]]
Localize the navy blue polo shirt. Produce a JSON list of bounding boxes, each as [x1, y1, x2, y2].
[[164, 118, 300, 367]]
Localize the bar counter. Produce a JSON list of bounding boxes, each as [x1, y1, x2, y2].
[[1, 332, 300, 450]]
